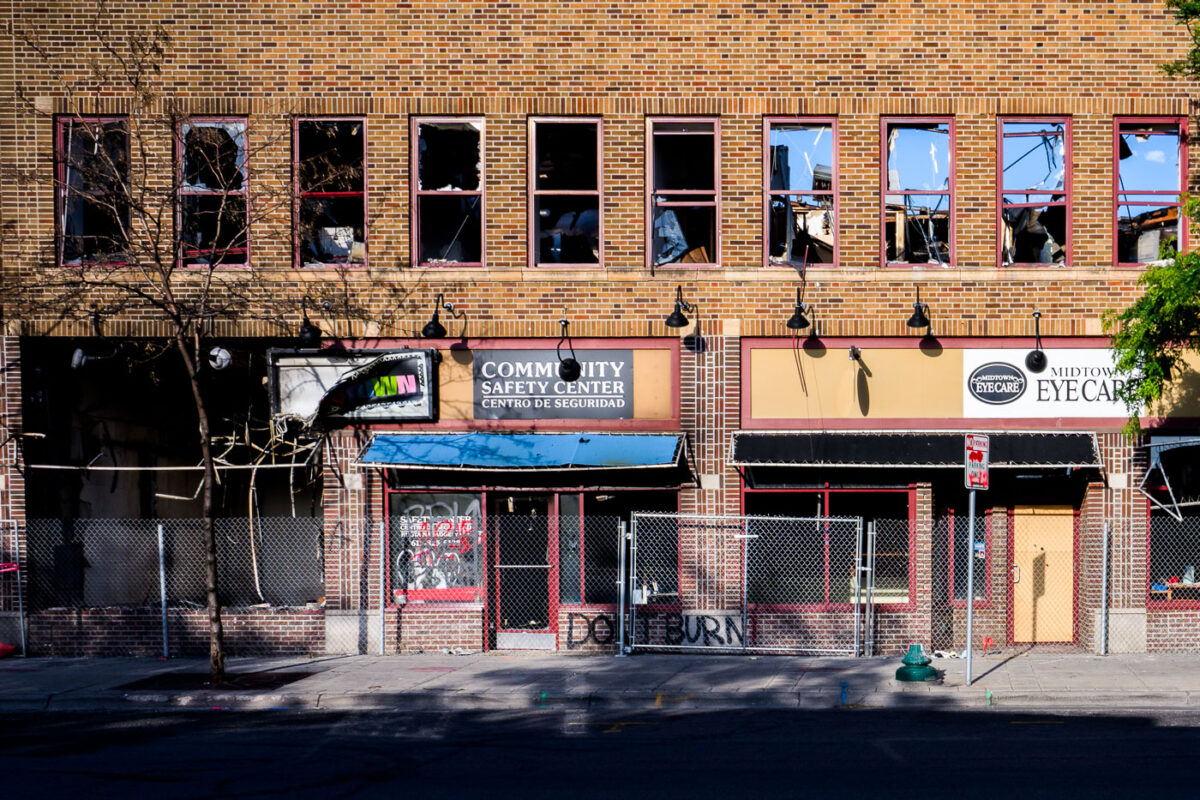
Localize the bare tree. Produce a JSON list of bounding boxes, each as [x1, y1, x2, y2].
[[3, 4, 417, 681]]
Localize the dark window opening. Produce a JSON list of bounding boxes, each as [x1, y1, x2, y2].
[[560, 491, 676, 605], [1149, 507, 1200, 603], [180, 120, 248, 265], [414, 119, 484, 266], [532, 119, 601, 265], [649, 119, 718, 267], [57, 118, 130, 265], [296, 119, 365, 266], [884, 120, 953, 265]]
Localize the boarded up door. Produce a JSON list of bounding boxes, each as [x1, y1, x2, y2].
[[1012, 506, 1074, 643]]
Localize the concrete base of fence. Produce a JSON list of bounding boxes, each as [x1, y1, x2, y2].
[[324, 609, 377, 655], [1102, 608, 1148, 654]]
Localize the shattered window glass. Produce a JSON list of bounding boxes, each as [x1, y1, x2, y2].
[[1001, 120, 1069, 266], [532, 120, 600, 265], [649, 119, 718, 266], [57, 117, 130, 265], [415, 119, 484, 266], [767, 121, 836, 266], [884, 121, 953, 265], [297, 119, 366, 266], [179, 120, 248, 265], [1117, 120, 1184, 264]]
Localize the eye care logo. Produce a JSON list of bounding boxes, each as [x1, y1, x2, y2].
[[968, 362, 1026, 405]]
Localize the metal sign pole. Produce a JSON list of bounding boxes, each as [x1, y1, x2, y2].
[[158, 523, 169, 659], [965, 490, 976, 686]]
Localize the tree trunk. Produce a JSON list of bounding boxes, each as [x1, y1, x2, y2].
[[176, 336, 225, 684]]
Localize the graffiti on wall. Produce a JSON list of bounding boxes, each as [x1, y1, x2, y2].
[[565, 611, 745, 649]]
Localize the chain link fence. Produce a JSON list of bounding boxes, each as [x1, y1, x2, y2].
[[628, 513, 871, 655], [20, 516, 365, 657], [1149, 507, 1200, 605]]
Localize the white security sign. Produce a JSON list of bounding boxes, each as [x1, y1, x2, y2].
[[962, 349, 1127, 419]]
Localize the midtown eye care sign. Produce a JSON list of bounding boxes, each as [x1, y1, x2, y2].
[[963, 349, 1126, 418], [474, 350, 634, 419]]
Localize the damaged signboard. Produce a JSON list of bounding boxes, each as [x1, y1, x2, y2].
[[269, 349, 438, 426]]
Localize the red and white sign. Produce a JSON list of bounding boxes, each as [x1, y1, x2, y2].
[[965, 434, 990, 490]]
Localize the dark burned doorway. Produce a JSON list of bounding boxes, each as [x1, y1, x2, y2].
[[491, 494, 556, 650]]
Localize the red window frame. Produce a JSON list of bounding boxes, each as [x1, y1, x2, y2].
[[881, 116, 956, 268], [763, 116, 839, 269], [646, 116, 721, 269], [54, 115, 131, 267], [1114, 116, 1188, 268], [528, 117, 604, 268], [945, 507, 993, 609], [293, 116, 368, 268], [410, 116, 486, 268], [997, 117, 1072, 268], [740, 486, 917, 611], [176, 116, 250, 267]]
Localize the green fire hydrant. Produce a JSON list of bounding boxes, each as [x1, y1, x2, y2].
[[895, 643, 938, 682]]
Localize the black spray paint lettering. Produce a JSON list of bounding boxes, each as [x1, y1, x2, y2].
[[565, 611, 744, 649]]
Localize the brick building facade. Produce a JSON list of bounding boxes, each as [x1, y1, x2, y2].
[[1, 0, 1198, 656]]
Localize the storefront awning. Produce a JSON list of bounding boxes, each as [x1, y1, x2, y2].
[[731, 431, 1102, 469], [358, 432, 686, 471]]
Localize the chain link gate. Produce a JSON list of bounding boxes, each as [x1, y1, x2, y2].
[[625, 513, 873, 656]]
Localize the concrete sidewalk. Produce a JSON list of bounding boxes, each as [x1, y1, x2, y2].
[[2, 651, 1199, 713]]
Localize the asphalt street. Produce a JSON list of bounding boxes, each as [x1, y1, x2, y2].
[[4, 707, 1200, 798]]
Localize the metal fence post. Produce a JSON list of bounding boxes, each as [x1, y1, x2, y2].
[[616, 521, 628, 658], [853, 518, 863, 657], [158, 523, 168, 659], [1101, 522, 1111, 656], [741, 518, 750, 651], [379, 521, 386, 656]]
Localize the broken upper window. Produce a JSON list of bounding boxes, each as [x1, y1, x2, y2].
[[296, 118, 366, 267], [179, 119, 248, 266], [884, 119, 954, 266], [1000, 119, 1070, 267], [1116, 118, 1185, 265], [56, 116, 130, 265], [531, 118, 601, 266], [413, 118, 484, 266], [767, 119, 836, 268], [649, 119, 719, 267]]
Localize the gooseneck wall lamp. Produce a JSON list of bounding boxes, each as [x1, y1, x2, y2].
[[786, 287, 810, 331], [1026, 310, 1047, 373], [556, 319, 582, 382], [906, 287, 931, 332], [421, 293, 466, 339], [298, 297, 323, 348], [665, 286, 695, 329]]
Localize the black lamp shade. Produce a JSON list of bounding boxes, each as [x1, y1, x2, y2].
[[421, 313, 447, 339], [558, 358, 582, 382], [298, 318, 322, 348], [665, 302, 690, 328], [787, 305, 809, 330], [906, 303, 930, 329], [1025, 349, 1047, 373]]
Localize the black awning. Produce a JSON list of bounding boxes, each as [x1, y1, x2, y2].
[[731, 431, 1101, 469]]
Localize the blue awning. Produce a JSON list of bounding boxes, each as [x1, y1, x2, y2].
[[358, 432, 686, 471]]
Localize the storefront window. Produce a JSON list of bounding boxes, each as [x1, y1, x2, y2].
[[744, 489, 912, 606], [388, 491, 484, 602], [560, 491, 676, 605], [1149, 507, 1200, 606]]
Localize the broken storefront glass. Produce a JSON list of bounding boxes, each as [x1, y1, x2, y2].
[[1118, 122, 1182, 263]]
